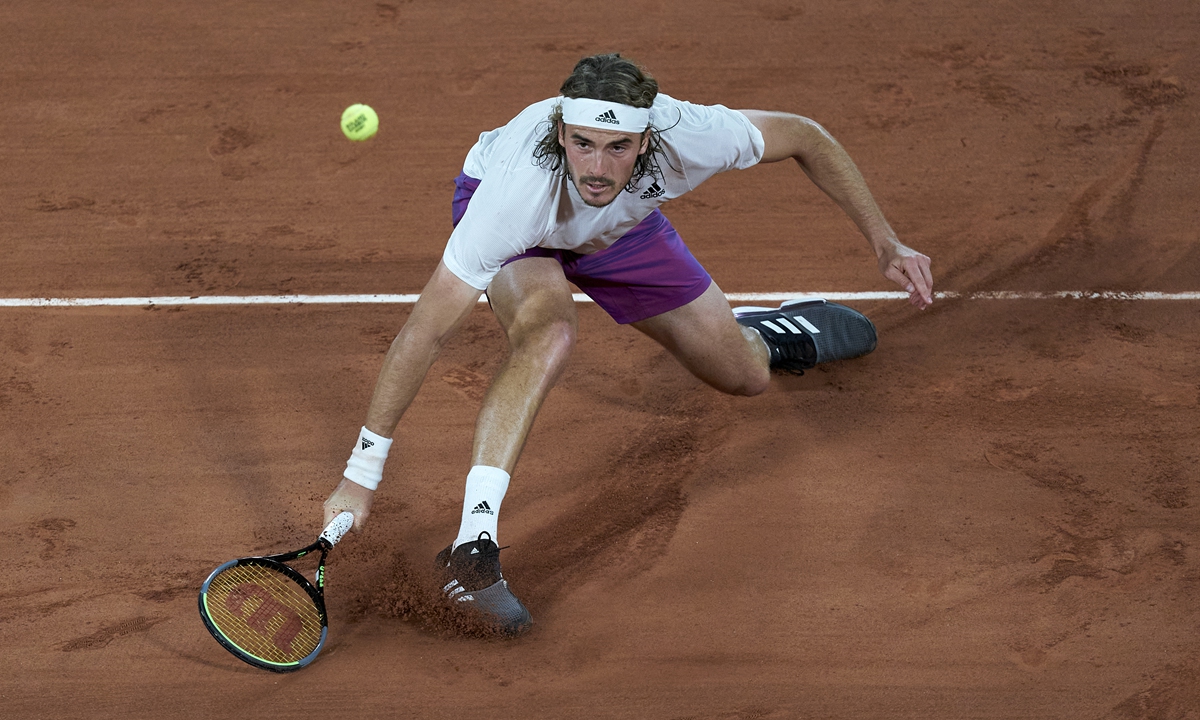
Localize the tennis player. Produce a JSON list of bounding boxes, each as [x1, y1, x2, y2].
[[323, 53, 933, 634]]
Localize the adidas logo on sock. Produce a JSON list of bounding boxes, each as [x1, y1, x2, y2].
[[471, 500, 494, 515], [595, 109, 619, 124], [639, 181, 665, 199], [360, 438, 374, 450]]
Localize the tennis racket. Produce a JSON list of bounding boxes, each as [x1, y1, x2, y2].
[[198, 512, 354, 672]]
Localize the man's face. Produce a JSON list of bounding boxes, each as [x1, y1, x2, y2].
[[558, 121, 650, 208]]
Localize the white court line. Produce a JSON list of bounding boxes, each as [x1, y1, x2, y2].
[[1, 291, 1199, 308]]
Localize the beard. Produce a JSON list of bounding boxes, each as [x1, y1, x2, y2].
[[565, 161, 628, 208]]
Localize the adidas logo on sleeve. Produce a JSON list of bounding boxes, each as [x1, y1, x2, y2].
[[639, 181, 665, 199], [595, 109, 619, 124]]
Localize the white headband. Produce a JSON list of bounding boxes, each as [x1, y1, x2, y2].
[[560, 97, 651, 133]]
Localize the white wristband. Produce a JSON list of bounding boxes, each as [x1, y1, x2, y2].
[[343, 426, 393, 491]]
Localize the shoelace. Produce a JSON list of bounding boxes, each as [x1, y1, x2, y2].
[[475, 531, 510, 555]]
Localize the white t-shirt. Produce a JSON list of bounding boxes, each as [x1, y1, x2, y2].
[[443, 93, 765, 290]]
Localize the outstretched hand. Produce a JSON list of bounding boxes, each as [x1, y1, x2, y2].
[[323, 477, 375, 532], [878, 240, 933, 309]]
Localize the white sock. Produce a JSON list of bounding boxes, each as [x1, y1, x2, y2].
[[453, 465, 510, 551]]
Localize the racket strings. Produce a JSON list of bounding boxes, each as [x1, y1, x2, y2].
[[202, 563, 323, 665]]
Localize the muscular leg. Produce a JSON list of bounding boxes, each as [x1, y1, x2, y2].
[[631, 281, 771, 396], [472, 257, 578, 472]]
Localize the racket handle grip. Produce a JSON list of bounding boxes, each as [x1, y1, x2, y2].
[[320, 511, 355, 547]]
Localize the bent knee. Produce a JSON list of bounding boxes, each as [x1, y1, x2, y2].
[[715, 366, 771, 397], [509, 316, 577, 362], [541, 319, 577, 365], [735, 371, 771, 397]]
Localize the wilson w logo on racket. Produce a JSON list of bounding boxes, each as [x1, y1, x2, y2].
[[198, 512, 353, 672], [221, 582, 308, 652]]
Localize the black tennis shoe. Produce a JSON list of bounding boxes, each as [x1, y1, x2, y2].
[[734, 298, 877, 374], [435, 532, 532, 635]]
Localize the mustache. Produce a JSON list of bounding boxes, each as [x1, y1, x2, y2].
[[578, 175, 614, 188]]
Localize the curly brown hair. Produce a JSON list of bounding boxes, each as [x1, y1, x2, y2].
[[532, 53, 673, 191]]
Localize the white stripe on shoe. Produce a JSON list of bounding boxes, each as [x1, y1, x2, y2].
[[777, 317, 803, 334], [792, 315, 821, 334]]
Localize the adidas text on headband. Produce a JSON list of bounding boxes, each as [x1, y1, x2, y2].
[[560, 97, 651, 133]]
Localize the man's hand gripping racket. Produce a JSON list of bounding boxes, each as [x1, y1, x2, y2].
[[198, 512, 354, 672]]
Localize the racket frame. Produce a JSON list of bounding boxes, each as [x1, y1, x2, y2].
[[198, 536, 333, 673]]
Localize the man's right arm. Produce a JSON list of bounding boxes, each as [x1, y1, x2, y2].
[[323, 260, 483, 529]]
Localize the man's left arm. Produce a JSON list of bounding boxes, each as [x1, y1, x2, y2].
[[738, 110, 933, 309]]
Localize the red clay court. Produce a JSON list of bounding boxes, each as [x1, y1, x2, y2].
[[1, 1, 1197, 717]]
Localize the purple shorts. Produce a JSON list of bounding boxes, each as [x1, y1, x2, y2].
[[452, 173, 712, 325]]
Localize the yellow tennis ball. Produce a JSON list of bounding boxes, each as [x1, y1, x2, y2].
[[341, 104, 378, 141]]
